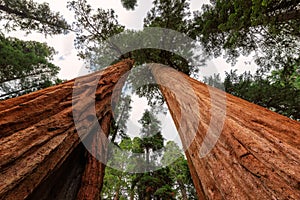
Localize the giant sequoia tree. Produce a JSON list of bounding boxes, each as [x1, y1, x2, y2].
[[0, 60, 134, 200], [1, 60, 299, 200], [1, 0, 300, 200]]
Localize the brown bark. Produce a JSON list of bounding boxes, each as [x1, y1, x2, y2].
[[151, 65, 300, 200], [0, 59, 133, 200]]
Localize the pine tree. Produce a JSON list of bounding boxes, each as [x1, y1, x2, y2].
[[0, 34, 61, 99], [0, 0, 69, 35], [191, 0, 300, 71]]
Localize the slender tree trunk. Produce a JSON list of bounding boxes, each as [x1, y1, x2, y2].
[[151, 65, 300, 200], [129, 191, 134, 200], [146, 147, 150, 171], [113, 176, 122, 200], [177, 179, 188, 200], [0, 59, 134, 200]]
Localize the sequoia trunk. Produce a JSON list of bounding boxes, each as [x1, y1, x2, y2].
[[0, 60, 133, 200], [151, 65, 300, 200]]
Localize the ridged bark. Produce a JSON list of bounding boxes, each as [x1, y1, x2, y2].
[[0, 60, 133, 200], [151, 65, 300, 200]]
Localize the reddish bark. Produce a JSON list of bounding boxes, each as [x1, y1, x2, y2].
[[1, 60, 299, 200], [151, 65, 300, 200], [0, 60, 133, 200]]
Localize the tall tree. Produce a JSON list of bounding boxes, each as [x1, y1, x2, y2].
[[138, 109, 164, 169], [151, 64, 300, 199], [110, 94, 132, 143], [0, 34, 61, 99], [162, 141, 198, 200], [0, 60, 134, 200], [134, 109, 176, 200], [0, 0, 69, 35]]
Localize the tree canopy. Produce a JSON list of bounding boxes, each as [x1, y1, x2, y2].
[[0, 34, 61, 99], [0, 0, 69, 99], [191, 0, 300, 71], [0, 0, 70, 35]]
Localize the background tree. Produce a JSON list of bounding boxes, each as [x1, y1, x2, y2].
[[102, 109, 188, 199], [131, 109, 175, 199], [203, 73, 224, 90], [224, 69, 300, 120], [191, 0, 300, 73], [110, 94, 132, 143], [203, 67, 299, 120], [102, 138, 133, 200], [0, 0, 70, 99], [162, 141, 198, 200], [138, 109, 164, 169], [0, 34, 61, 99], [0, 0, 69, 35], [194, 0, 300, 120]]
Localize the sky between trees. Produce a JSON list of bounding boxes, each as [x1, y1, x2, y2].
[[5, 0, 256, 80]]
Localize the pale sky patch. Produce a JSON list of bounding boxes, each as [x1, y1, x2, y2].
[[6, 0, 257, 80]]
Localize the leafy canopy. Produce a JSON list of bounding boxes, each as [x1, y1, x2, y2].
[[191, 0, 300, 71], [0, 34, 61, 99], [0, 0, 70, 35]]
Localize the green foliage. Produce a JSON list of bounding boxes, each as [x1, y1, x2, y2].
[[141, 0, 200, 76], [139, 109, 164, 151], [70, 0, 203, 76], [102, 109, 199, 199], [0, 34, 61, 99], [0, 0, 69, 35], [224, 69, 300, 120], [162, 141, 198, 199], [121, 0, 138, 10], [194, 0, 300, 120], [192, 0, 300, 72], [67, 0, 125, 70], [203, 73, 224, 90]]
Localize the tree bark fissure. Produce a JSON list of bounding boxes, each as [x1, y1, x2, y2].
[[1, 60, 299, 200], [151, 65, 300, 200], [0, 59, 134, 200]]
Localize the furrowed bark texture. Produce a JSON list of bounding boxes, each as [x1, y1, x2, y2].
[[0, 60, 133, 200], [151, 65, 300, 200]]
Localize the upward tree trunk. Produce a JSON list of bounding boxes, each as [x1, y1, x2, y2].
[[0, 59, 133, 200], [1, 60, 299, 200], [151, 65, 300, 200], [177, 179, 188, 200]]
